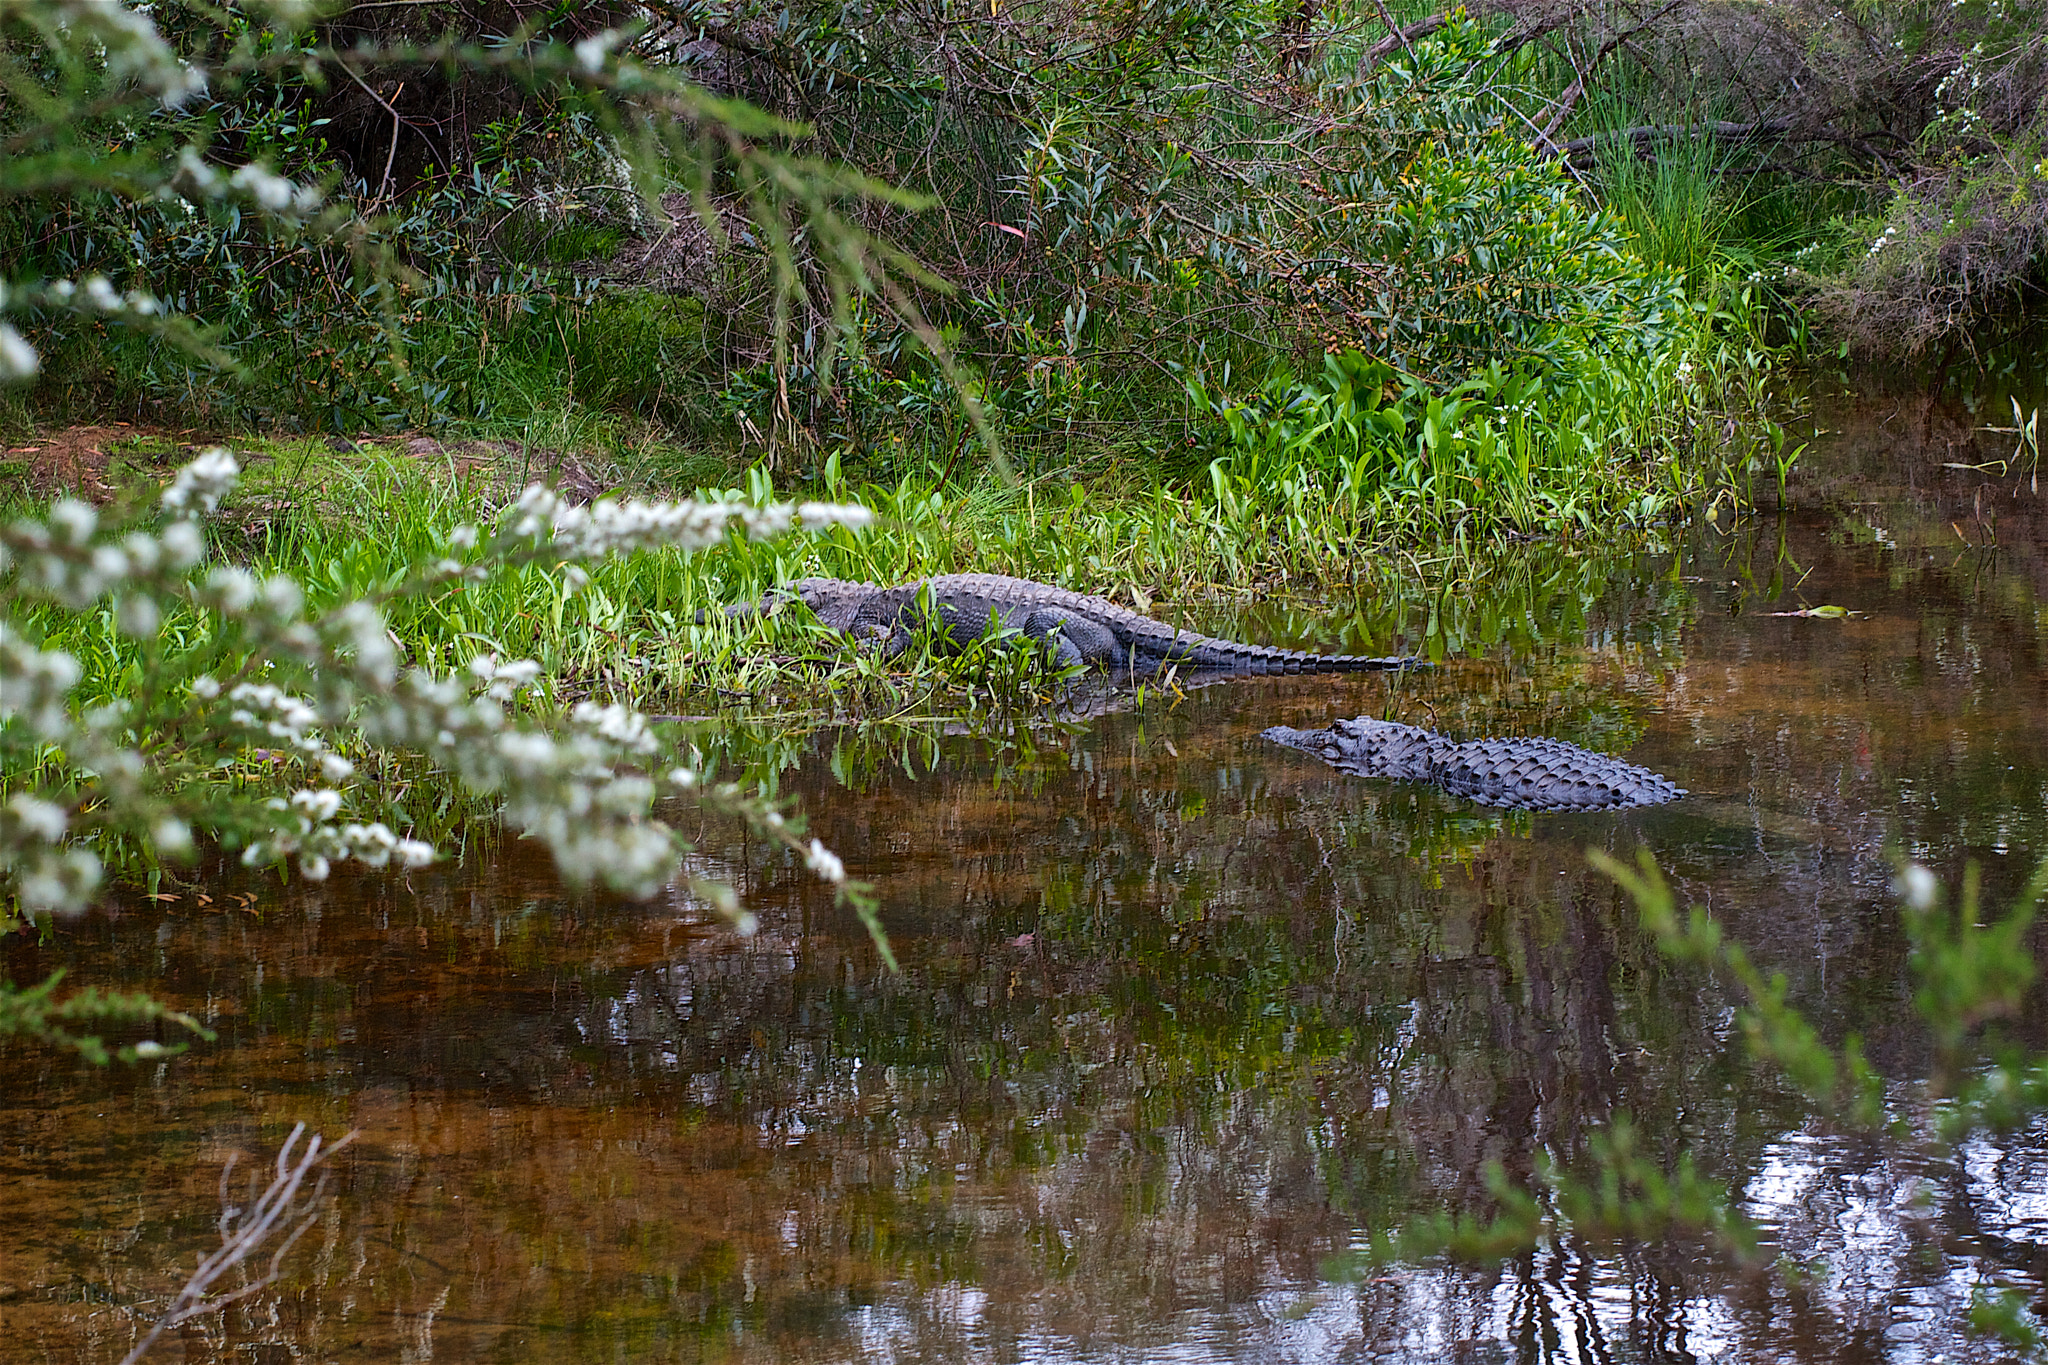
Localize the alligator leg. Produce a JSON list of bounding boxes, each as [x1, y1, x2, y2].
[[1020, 607, 1119, 672]]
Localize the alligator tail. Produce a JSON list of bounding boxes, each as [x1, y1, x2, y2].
[[1183, 642, 1425, 674]]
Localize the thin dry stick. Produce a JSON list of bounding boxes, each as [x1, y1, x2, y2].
[[1367, 0, 1417, 60], [336, 61, 409, 203], [118, 1124, 358, 1365], [378, 81, 407, 202]]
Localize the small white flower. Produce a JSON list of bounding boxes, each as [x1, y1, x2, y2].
[[207, 566, 258, 611], [395, 839, 435, 869], [162, 448, 240, 515], [0, 323, 38, 380], [121, 532, 161, 572], [8, 795, 68, 842], [291, 788, 343, 822], [320, 753, 356, 783], [805, 838, 846, 884], [51, 499, 97, 544], [1895, 863, 1940, 911], [160, 519, 206, 568], [261, 576, 303, 617], [300, 853, 331, 881], [797, 501, 876, 531], [154, 817, 193, 856], [190, 675, 221, 700], [230, 162, 310, 214], [116, 594, 161, 638], [573, 29, 623, 73]]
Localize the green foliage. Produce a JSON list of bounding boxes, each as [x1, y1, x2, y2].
[[0, 0, 951, 439], [0, 967, 212, 1065], [1013, 16, 1685, 384], [1192, 349, 1735, 540], [1809, 131, 2048, 359], [1597, 847, 1891, 1125], [1973, 1285, 2048, 1355]]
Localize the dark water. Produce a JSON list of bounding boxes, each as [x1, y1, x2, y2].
[[4, 394, 2047, 1363]]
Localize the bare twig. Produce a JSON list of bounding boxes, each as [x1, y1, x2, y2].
[[1366, 0, 1418, 62], [118, 1124, 357, 1365], [1536, 0, 1687, 149]]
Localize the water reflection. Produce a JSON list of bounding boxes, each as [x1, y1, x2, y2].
[[3, 393, 2046, 1362]]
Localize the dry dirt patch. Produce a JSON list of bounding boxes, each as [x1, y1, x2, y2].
[[3, 425, 201, 502]]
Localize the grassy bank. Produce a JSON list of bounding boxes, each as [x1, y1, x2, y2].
[[5, 395, 1732, 729]]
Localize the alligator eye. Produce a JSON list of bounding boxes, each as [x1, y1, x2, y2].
[[1321, 744, 1341, 759]]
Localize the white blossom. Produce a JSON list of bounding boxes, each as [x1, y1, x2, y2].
[[13, 847, 101, 916], [207, 566, 259, 611], [83, 274, 121, 310], [160, 519, 206, 568], [331, 601, 396, 683], [230, 163, 320, 215], [798, 501, 876, 531], [503, 484, 874, 561], [0, 627, 83, 737], [291, 788, 343, 822], [7, 795, 69, 843], [571, 700, 656, 754], [122, 531, 161, 573], [115, 594, 160, 638], [51, 499, 96, 544], [261, 575, 303, 617], [574, 29, 623, 73], [805, 838, 846, 884], [153, 817, 193, 857], [163, 448, 240, 515], [0, 323, 39, 380], [1895, 863, 1939, 911]]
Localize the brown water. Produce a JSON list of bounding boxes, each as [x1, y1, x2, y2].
[[4, 395, 2046, 1363]]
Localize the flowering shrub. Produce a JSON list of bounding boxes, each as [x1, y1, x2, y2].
[[2, 448, 872, 906], [1, 449, 886, 1052]]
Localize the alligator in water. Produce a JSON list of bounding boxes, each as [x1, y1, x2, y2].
[[1263, 715, 1685, 812], [721, 573, 1425, 678]]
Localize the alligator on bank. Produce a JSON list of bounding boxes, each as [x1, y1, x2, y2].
[[722, 573, 1426, 678], [1264, 715, 1685, 812]]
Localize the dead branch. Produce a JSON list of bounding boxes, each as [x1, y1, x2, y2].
[[117, 1124, 357, 1365], [1536, 0, 1686, 148]]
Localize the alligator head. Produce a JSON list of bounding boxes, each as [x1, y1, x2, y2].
[[1261, 717, 1439, 779]]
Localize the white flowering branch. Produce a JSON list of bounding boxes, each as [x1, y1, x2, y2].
[[1, 451, 879, 948]]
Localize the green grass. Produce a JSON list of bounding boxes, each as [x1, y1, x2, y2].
[[4, 420, 1697, 726]]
